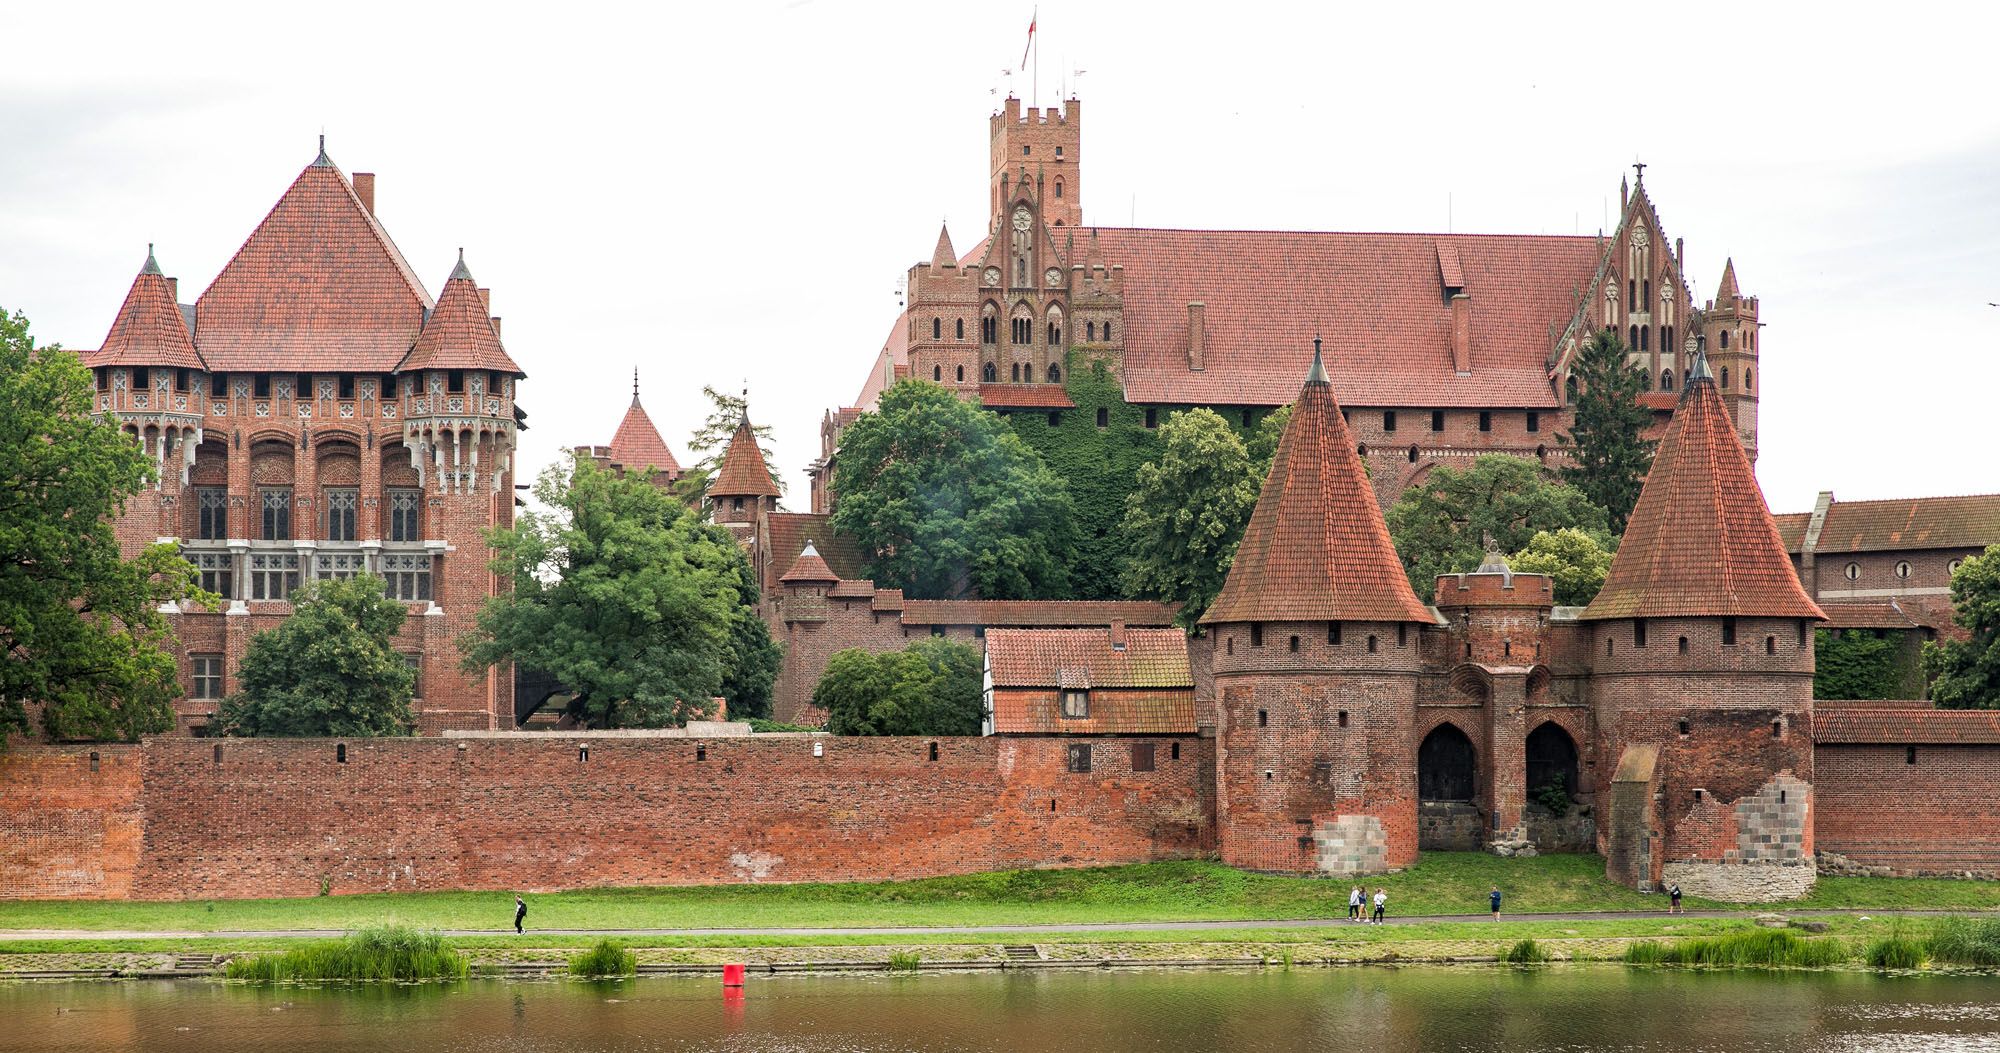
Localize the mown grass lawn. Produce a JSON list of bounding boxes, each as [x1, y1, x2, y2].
[[2, 854, 1993, 937]]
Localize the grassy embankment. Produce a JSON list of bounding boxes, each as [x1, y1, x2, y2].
[[7, 854, 1997, 937], [223, 925, 467, 982]]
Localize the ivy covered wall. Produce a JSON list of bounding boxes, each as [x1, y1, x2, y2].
[[1814, 627, 1927, 701]]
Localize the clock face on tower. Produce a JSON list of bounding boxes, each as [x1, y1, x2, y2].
[[1045, 268, 1062, 287], [1012, 207, 1032, 232], [984, 267, 1001, 287]]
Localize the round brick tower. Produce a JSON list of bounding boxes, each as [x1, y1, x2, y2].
[[1202, 343, 1437, 875], [1580, 353, 1824, 901]]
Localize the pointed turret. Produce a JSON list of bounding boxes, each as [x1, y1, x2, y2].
[[400, 252, 522, 375], [931, 223, 957, 269], [779, 540, 839, 585], [92, 248, 204, 370], [1713, 258, 1740, 306], [710, 411, 781, 499], [606, 371, 680, 476], [1086, 228, 1104, 270], [1580, 366, 1820, 622], [1202, 340, 1432, 626]]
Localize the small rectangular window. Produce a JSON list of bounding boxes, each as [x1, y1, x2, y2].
[[1257, 709, 1268, 727], [1722, 617, 1737, 645], [1431, 410, 1445, 431], [1634, 619, 1647, 647], [1328, 622, 1341, 645], [191, 654, 224, 699], [1366, 635, 1378, 654], [1250, 623, 1263, 647], [254, 374, 271, 398], [1047, 411, 1061, 427], [338, 374, 355, 399], [296, 374, 311, 398], [1382, 410, 1397, 432], [133, 366, 150, 391], [1478, 411, 1492, 432], [1144, 408, 1157, 429], [1338, 710, 1349, 728], [210, 373, 227, 397], [447, 369, 464, 392], [1906, 746, 1917, 765], [1131, 743, 1156, 772], [1060, 688, 1090, 719], [174, 368, 190, 391], [1066, 744, 1092, 773], [1678, 719, 1691, 736], [1526, 411, 1540, 433], [1170, 741, 1180, 761], [1096, 407, 1108, 428], [1397, 623, 1407, 647]]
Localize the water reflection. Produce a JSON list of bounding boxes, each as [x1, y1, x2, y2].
[[7, 967, 2000, 1052]]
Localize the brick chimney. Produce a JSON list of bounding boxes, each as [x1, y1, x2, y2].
[[1187, 302, 1206, 371], [352, 173, 376, 216], [166, 277, 178, 303], [1109, 617, 1127, 651], [477, 288, 491, 312], [1449, 293, 1472, 374]]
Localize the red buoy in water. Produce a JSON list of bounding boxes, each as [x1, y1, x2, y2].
[[722, 963, 746, 988]]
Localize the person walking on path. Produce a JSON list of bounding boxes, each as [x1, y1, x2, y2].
[[1490, 886, 1503, 921], [1371, 887, 1387, 924], [1348, 886, 1363, 922], [1668, 884, 1683, 914], [513, 896, 528, 934]]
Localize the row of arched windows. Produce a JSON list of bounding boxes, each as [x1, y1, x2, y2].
[[982, 302, 1066, 347], [978, 362, 1063, 384], [931, 317, 967, 340]]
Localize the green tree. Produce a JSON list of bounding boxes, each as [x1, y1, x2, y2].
[[0, 308, 210, 749], [1508, 528, 1617, 607], [464, 456, 764, 728], [1923, 546, 2000, 709], [1558, 329, 1656, 535], [1120, 408, 1260, 627], [1816, 629, 1905, 701], [215, 576, 415, 737], [830, 381, 1075, 600], [719, 556, 783, 720], [813, 639, 983, 736], [676, 385, 781, 497], [1246, 402, 1292, 478], [1385, 455, 1611, 597]]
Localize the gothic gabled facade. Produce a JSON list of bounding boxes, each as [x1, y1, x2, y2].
[[83, 146, 524, 734]]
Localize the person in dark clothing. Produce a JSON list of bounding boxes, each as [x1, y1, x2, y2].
[[513, 896, 527, 934], [1490, 886, 1503, 921], [1668, 884, 1683, 914]]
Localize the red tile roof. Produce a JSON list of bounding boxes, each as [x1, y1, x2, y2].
[[779, 542, 839, 584], [990, 687, 1197, 735], [1773, 494, 2000, 554], [1094, 229, 1597, 408], [900, 599, 1176, 627], [194, 157, 433, 372], [986, 628, 1191, 688], [606, 398, 680, 475], [1814, 705, 2000, 745], [1818, 601, 1938, 631], [978, 383, 1076, 409], [399, 258, 522, 375], [764, 513, 867, 582], [709, 414, 780, 497], [1202, 348, 1434, 626], [88, 253, 205, 370], [1582, 373, 1824, 621]]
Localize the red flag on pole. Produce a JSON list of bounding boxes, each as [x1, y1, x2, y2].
[[1021, 10, 1036, 71]]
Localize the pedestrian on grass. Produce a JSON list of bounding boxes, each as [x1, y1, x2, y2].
[[1490, 885, 1503, 921], [1668, 883, 1682, 915], [1371, 887, 1387, 924], [1348, 885, 1363, 922], [514, 895, 528, 934]]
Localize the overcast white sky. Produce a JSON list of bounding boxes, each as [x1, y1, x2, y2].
[[5, 1, 1997, 513]]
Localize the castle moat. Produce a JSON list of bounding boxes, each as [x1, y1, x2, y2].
[[9, 967, 2000, 1052]]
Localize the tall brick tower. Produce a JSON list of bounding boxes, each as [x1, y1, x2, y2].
[[708, 409, 780, 566], [1581, 353, 1823, 900], [991, 96, 1080, 230], [1202, 341, 1437, 875], [1703, 259, 1761, 461]]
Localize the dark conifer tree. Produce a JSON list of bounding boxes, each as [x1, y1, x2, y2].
[[1558, 330, 1656, 535]]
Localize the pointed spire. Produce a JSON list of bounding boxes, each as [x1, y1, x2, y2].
[[1714, 257, 1740, 305], [780, 539, 839, 584], [1306, 334, 1328, 385], [398, 256, 521, 375], [632, 367, 641, 407], [92, 248, 204, 370], [141, 243, 161, 276], [448, 246, 474, 283], [1581, 369, 1822, 622], [607, 385, 679, 476], [931, 223, 957, 268], [710, 408, 781, 499], [1201, 338, 1432, 626], [312, 133, 332, 168], [1688, 343, 1714, 387]]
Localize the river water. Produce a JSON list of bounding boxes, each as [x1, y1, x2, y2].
[[7, 967, 2000, 1052]]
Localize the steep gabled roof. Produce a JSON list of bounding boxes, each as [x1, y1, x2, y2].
[[709, 413, 780, 498], [1773, 494, 2000, 554], [986, 627, 1192, 689], [1581, 366, 1823, 621], [605, 389, 679, 475], [764, 512, 866, 584], [931, 223, 957, 269], [1713, 258, 1741, 306], [89, 249, 205, 370], [779, 541, 839, 584], [400, 253, 522, 375], [194, 154, 432, 371], [1201, 344, 1434, 626]]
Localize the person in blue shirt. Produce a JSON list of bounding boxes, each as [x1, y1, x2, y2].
[[1490, 886, 1502, 921]]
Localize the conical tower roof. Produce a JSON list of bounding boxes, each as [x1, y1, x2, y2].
[[1580, 364, 1822, 621], [931, 223, 957, 268], [607, 371, 680, 474], [710, 412, 780, 498], [401, 252, 522, 375], [1201, 342, 1433, 626], [1713, 258, 1740, 306], [780, 541, 839, 584], [91, 248, 205, 370]]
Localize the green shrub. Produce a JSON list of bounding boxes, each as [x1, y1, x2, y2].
[[225, 924, 467, 982], [887, 951, 920, 972], [568, 939, 636, 977], [1622, 929, 1847, 969], [1865, 935, 1928, 970], [1502, 938, 1553, 964], [747, 718, 816, 733], [1927, 916, 2000, 968]]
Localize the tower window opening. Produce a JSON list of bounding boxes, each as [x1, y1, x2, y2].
[[956, 365, 964, 382], [1012, 363, 1021, 382], [1722, 617, 1737, 645], [956, 318, 964, 339], [1772, 720, 1783, 739], [1431, 410, 1445, 431], [1328, 622, 1342, 645], [1257, 709, 1268, 728], [1366, 634, 1378, 654], [1171, 741, 1180, 760], [1640, 326, 1650, 353], [933, 365, 942, 381], [1526, 411, 1539, 433], [1628, 279, 1637, 305], [1338, 711, 1349, 728], [210, 373, 227, 397], [1383, 410, 1397, 432], [1745, 368, 1753, 390], [1096, 407, 1108, 428], [1478, 411, 1491, 432], [1766, 636, 1776, 655], [1087, 321, 1096, 340], [932, 318, 941, 339], [1720, 330, 1730, 349], [1288, 635, 1299, 653], [1635, 620, 1647, 647], [1721, 368, 1730, 389], [1678, 636, 1689, 655], [1250, 623, 1263, 647], [1397, 624, 1407, 647], [1678, 719, 1691, 736], [1798, 620, 1809, 648]]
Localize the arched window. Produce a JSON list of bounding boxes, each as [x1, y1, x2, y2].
[[1749, 330, 1756, 350], [1643, 279, 1651, 306], [1047, 364, 1061, 383], [1103, 321, 1113, 341], [1628, 325, 1639, 351], [1418, 724, 1476, 802], [1640, 326, 1650, 353], [1087, 321, 1096, 341], [956, 365, 965, 382], [1046, 305, 1063, 347], [1011, 363, 1021, 382], [932, 317, 941, 339], [1720, 330, 1730, 349], [1744, 368, 1753, 390], [1011, 304, 1033, 345], [983, 362, 997, 383], [1721, 367, 1730, 389], [956, 318, 964, 340], [1663, 325, 1673, 355], [932, 365, 942, 381], [1628, 278, 1637, 306], [1054, 177, 1064, 199], [981, 303, 998, 344], [1526, 723, 1580, 806], [1565, 375, 1579, 403], [1660, 370, 1674, 392], [1640, 371, 1652, 392]]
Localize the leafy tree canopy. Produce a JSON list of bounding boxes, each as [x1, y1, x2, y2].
[[1508, 528, 1617, 607], [1558, 329, 1656, 535], [678, 384, 782, 497], [464, 456, 770, 728], [813, 639, 983, 736], [0, 307, 210, 749], [1246, 402, 1292, 478], [1816, 628, 1906, 701], [1120, 408, 1260, 628], [830, 381, 1075, 600], [1385, 455, 1611, 597], [1923, 546, 2000, 709], [215, 576, 415, 737]]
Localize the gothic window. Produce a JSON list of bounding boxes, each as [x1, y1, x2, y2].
[[1721, 368, 1730, 389], [1016, 258, 1027, 286], [1745, 368, 1753, 390], [1641, 371, 1652, 392], [192, 551, 232, 597], [981, 307, 997, 344], [956, 365, 965, 382], [956, 318, 964, 339], [933, 365, 942, 381], [1629, 325, 1639, 351], [1054, 178, 1064, 199], [1640, 327, 1650, 353], [314, 552, 365, 580], [1103, 321, 1113, 341], [260, 489, 292, 541], [932, 317, 941, 339], [1087, 321, 1096, 341], [1628, 279, 1636, 305], [388, 489, 421, 542], [984, 363, 997, 383], [1047, 364, 1061, 383], [1643, 279, 1651, 306], [1046, 305, 1063, 346], [324, 489, 358, 542], [197, 488, 228, 540], [1660, 370, 1674, 392], [382, 553, 433, 602], [1011, 363, 1021, 382], [248, 552, 300, 600], [1720, 330, 1730, 349], [1663, 326, 1674, 355]]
